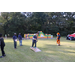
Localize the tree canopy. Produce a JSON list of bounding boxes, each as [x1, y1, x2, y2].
[[0, 12, 75, 37]]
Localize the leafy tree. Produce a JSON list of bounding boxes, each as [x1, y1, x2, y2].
[[0, 12, 75, 36]]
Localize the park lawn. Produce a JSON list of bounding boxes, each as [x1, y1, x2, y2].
[[0, 37, 75, 62]]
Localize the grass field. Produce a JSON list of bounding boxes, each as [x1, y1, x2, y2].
[[0, 37, 75, 62]]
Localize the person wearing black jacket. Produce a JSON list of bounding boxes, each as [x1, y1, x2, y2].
[[0, 33, 6, 58]]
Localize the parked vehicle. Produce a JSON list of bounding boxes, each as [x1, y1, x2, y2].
[[66, 33, 75, 40]]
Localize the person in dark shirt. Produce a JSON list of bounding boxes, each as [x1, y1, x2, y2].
[[18, 33, 22, 46], [0, 33, 6, 58], [32, 34, 37, 48], [13, 33, 17, 49]]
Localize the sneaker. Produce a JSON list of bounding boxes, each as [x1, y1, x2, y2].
[[0, 56, 4, 58], [20, 45, 23, 46], [3, 54, 6, 57], [34, 47, 36, 49]]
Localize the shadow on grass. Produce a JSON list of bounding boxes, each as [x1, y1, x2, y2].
[[42, 44, 75, 55]]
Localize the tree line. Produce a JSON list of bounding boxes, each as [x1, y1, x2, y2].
[[0, 12, 75, 37]]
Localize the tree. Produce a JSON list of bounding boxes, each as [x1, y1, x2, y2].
[[5, 12, 26, 36], [0, 12, 10, 35], [30, 12, 47, 32]]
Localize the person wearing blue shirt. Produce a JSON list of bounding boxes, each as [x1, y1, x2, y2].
[[18, 33, 22, 46], [32, 34, 37, 48], [13, 33, 17, 49]]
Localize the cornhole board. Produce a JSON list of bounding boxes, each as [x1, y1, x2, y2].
[[30, 47, 41, 52]]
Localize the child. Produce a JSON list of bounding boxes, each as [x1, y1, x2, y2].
[[0, 33, 6, 58], [5, 34, 7, 39], [32, 34, 37, 48], [57, 32, 61, 46]]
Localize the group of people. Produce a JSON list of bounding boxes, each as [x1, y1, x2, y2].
[[0, 33, 23, 58], [0, 32, 60, 58], [13, 33, 38, 49], [13, 33, 23, 49]]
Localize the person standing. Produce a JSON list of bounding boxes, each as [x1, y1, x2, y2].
[[13, 33, 17, 49], [32, 34, 37, 48], [18, 33, 22, 46], [57, 32, 61, 46], [0, 33, 6, 58], [5, 34, 7, 39]]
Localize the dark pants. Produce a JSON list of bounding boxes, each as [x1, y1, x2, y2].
[[32, 41, 36, 47], [1, 46, 5, 56], [14, 41, 17, 48]]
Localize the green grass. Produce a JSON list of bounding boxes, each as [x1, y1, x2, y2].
[[0, 37, 75, 62]]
